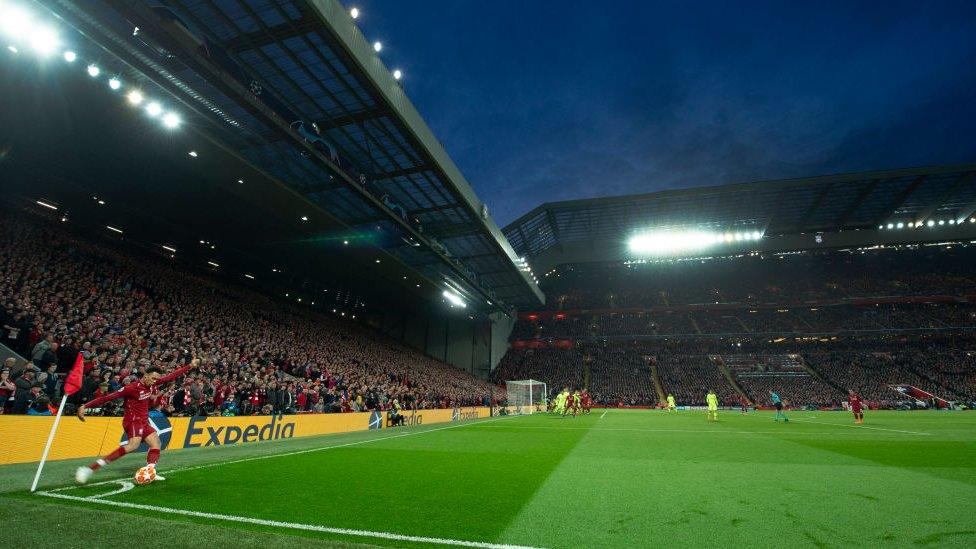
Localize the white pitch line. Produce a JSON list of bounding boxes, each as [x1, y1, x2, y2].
[[788, 417, 930, 436], [599, 409, 608, 419], [37, 490, 543, 549], [43, 415, 514, 494], [85, 480, 134, 500], [475, 424, 873, 435]]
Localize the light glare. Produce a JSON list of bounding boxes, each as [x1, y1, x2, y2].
[[145, 101, 162, 117], [629, 230, 723, 256], [373, 41, 382, 52], [443, 290, 466, 308], [162, 112, 180, 128], [87, 64, 100, 77], [108, 77, 121, 90], [29, 26, 59, 56], [393, 69, 402, 80], [63, 50, 76, 62], [1, 6, 31, 40], [127, 90, 143, 105], [350, 7, 359, 19]]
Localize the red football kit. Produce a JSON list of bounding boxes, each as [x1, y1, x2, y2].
[[83, 365, 192, 439]]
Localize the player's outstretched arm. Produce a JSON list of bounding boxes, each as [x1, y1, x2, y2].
[[157, 358, 200, 385], [77, 387, 128, 420]]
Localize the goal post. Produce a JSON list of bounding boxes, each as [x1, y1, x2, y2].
[[505, 379, 548, 414]]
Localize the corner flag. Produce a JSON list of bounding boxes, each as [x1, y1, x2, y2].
[[64, 352, 84, 396]]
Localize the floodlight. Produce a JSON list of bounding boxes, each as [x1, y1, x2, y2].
[[162, 112, 180, 129], [938, 220, 945, 226], [948, 219, 955, 225], [63, 50, 76, 62], [1, 5, 31, 40], [373, 41, 382, 52], [145, 101, 162, 117], [752, 231, 762, 240], [443, 290, 466, 308], [393, 69, 402, 80], [896, 222, 904, 229], [6, 45, 16, 53], [86, 64, 100, 77], [927, 220, 935, 227], [29, 26, 59, 56], [350, 7, 359, 19], [886, 223, 893, 229], [127, 90, 143, 105], [108, 77, 121, 90], [629, 230, 722, 256]]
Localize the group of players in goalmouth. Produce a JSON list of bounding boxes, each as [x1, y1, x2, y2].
[[68, 358, 867, 486]]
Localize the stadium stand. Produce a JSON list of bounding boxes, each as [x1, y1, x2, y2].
[[496, 243, 976, 408], [0, 210, 502, 416]]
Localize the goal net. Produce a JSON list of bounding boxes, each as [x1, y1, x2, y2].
[[505, 379, 548, 415]]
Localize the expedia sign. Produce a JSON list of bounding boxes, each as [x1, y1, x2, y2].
[[0, 407, 491, 465], [183, 414, 295, 448]]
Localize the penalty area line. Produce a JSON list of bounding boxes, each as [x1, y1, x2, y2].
[[35, 490, 544, 549], [600, 410, 608, 419]]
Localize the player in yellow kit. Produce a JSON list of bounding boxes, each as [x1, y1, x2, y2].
[[706, 390, 719, 422], [666, 393, 676, 413]]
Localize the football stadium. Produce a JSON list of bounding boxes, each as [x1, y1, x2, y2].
[[1, 1, 975, 548]]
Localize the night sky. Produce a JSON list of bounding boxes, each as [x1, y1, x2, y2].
[[353, 1, 976, 226]]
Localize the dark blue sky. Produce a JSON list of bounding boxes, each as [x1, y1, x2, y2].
[[353, 1, 976, 226]]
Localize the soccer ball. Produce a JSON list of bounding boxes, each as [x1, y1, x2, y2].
[[134, 465, 156, 485]]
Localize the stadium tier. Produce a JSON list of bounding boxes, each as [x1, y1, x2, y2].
[[0, 209, 502, 417]]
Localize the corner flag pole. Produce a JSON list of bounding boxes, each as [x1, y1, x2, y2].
[[30, 393, 67, 492], [32, 351, 86, 492]]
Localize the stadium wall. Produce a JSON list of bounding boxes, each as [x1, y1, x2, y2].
[[0, 407, 491, 465]]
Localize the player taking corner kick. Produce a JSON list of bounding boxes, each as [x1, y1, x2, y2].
[[75, 358, 199, 484]]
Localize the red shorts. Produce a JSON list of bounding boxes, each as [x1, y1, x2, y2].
[[123, 418, 156, 440], [851, 406, 862, 414]]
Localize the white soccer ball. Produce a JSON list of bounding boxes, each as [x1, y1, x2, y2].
[[134, 465, 156, 485]]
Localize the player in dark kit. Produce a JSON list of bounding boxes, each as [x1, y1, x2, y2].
[[848, 391, 864, 424], [75, 358, 199, 484]]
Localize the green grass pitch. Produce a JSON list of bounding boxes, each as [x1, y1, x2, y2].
[[3, 409, 975, 548]]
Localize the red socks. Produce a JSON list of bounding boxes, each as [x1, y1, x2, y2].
[[90, 446, 127, 471], [147, 448, 160, 466]]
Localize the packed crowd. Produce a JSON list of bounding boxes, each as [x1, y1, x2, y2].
[[511, 303, 976, 339], [545, 246, 976, 310], [0, 212, 500, 417]]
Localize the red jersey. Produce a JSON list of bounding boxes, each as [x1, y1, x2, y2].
[[83, 365, 192, 422], [849, 394, 863, 411]]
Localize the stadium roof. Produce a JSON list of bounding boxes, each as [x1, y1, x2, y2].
[[504, 164, 976, 259], [34, 0, 542, 312]]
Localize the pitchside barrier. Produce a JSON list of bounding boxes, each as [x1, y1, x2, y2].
[[0, 407, 490, 466]]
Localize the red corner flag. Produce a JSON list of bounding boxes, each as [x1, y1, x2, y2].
[[64, 352, 85, 396]]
